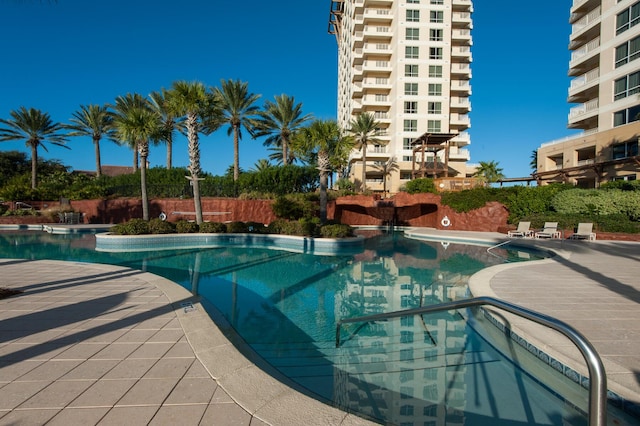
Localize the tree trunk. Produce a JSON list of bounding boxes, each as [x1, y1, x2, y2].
[[186, 113, 203, 225], [318, 150, 329, 224], [30, 144, 38, 189], [166, 134, 172, 169], [282, 137, 288, 166], [233, 124, 240, 181], [139, 141, 149, 220], [361, 144, 367, 193], [94, 136, 102, 177], [133, 142, 139, 172]]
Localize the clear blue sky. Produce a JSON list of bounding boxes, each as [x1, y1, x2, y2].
[[0, 0, 576, 179]]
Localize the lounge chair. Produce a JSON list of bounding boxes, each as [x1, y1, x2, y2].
[[508, 221, 533, 238], [570, 223, 596, 241], [535, 222, 561, 239]]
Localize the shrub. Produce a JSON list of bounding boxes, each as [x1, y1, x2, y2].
[[551, 188, 640, 220], [148, 218, 176, 234], [245, 221, 267, 233], [320, 224, 354, 238], [112, 218, 149, 235], [199, 222, 227, 233], [226, 221, 249, 233], [271, 194, 316, 220], [404, 178, 437, 194], [175, 220, 198, 233], [266, 219, 288, 234]]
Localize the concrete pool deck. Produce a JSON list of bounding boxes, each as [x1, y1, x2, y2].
[[0, 229, 639, 424]]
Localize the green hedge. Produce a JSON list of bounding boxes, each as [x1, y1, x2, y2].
[[551, 188, 640, 220]]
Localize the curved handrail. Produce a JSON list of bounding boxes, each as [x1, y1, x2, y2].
[[335, 296, 607, 426]]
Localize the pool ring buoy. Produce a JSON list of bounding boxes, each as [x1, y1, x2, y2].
[[441, 216, 451, 227], [159, 212, 167, 221]]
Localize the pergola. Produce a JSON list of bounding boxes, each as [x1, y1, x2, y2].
[[411, 133, 458, 179]]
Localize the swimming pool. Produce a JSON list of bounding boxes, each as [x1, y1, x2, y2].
[[0, 230, 617, 425]]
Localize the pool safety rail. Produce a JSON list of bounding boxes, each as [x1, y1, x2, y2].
[[335, 296, 607, 426]]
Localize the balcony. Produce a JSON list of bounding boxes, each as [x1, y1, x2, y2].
[[451, 63, 472, 78], [452, 46, 472, 62], [452, 12, 472, 28], [362, 42, 392, 57], [451, 80, 472, 95], [450, 113, 470, 127], [363, 8, 392, 24], [363, 25, 392, 40], [452, 28, 472, 45], [567, 68, 599, 102], [450, 97, 471, 111], [452, 0, 473, 12], [569, 98, 599, 120], [569, 37, 600, 70]]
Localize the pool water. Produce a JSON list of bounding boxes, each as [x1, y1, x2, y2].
[[0, 230, 606, 425]]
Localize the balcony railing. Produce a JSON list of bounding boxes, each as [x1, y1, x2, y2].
[[569, 68, 599, 91], [571, 6, 600, 34], [569, 98, 598, 118], [571, 37, 600, 64]]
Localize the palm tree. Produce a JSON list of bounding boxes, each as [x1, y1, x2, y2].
[[165, 81, 220, 225], [251, 158, 272, 172], [347, 112, 382, 192], [0, 107, 68, 189], [530, 149, 538, 172], [254, 94, 311, 166], [111, 93, 161, 220], [473, 160, 506, 186], [149, 89, 185, 169], [292, 119, 345, 223], [214, 79, 261, 181], [65, 104, 113, 177], [375, 156, 399, 196]]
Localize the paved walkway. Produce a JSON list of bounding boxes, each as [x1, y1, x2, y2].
[[1, 231, 639, 424], [0, 259, 371, 426]]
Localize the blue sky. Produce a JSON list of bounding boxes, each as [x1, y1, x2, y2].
[[0, 0, 576, 179]]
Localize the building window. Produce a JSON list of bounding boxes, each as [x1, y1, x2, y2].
[[399, 369, 414, 383], [428, 83, 442, 96], [616, 2, 640, 35], [427, 120, 441, 132], [431, 0, 444, 4], [613, 104, 640, 126], [375, 93, 388, 101], [405, 46, 419, 59], [429, 65, 443, 77], [615, 35, 640, 68], [405, 83, 419, 95], [428, 101, 442, 114], [406, 27, 420, 41], [400, 348, 414, 361], [429, 29, 443, 41], [404, 101, 418, 114], [614, 71, 640, 100], [401, 315, 414, 326], [402, 156, 413, 162], [400, 405, 414, 416], [405, 64, 419, 77], [404, 120, 418, 132], [429, 47, 443, 59], [612, 140, 639, 159], [430, 11, 444, 23], [401, 331, 414, 343], [407, 0, 419, 3], [403, 138, 413, 150], [400, 386, 413, 399], [407, 9, 420, 22], [401, 172, 412, 179], [423, 384, 438, 400]]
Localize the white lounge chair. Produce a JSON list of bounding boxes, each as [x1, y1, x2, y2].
[[508, 221, 533, 238], [535, 222, 561, 239], [570, 223, 596, 241]]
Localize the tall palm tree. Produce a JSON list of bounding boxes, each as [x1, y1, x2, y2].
[[473, 160, 506, 186], [292, 119, 345, 223], [149, 89, 185, 169], [165, 81, 220, 225], [254, 94, 311, 166], [347, 112, 382, 192], [65, 104, 113, 177], [111, 93, 161, 220], [530, 149, 538, 173], [0, 106, 68, 189], [214, 79, 261, 181]]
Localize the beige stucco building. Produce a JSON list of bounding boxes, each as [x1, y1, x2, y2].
[[536, 0, 640, 187], [329, 0, 474, 194]]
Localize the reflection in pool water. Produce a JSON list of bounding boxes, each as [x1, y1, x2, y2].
[[0, 230, 599, 425]]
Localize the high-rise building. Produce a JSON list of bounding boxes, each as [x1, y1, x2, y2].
[[536, 0, 640, 186], [329, 0, 474, 194]]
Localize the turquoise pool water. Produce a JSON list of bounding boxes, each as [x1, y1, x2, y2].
[[0, 230, 607, 425]]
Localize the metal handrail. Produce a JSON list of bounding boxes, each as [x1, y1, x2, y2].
[[335, 296, 607, 426]]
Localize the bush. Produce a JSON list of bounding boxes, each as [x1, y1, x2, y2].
[[148, 218, 176, 234], [551, 188, 640, 220], [404, 178, 437, 194], [271, 194, 316, 220], [226, 221, 249, 233], [112, 218, 149, 235], [175, 220, 198, 233], [320, 224, 354, 238], [245, 221, 267, 233], [600, 180, 640, 191], [199, 222, 227, 233], [266, 219, 288, 234]]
